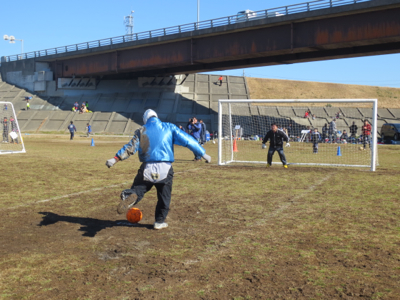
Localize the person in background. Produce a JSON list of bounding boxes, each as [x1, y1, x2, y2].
[[187, 117, 202, 161], [322, 123, 328, 142], [67, 121, 77, 140], [86, 123, 92, 137], [340, 130, 349, 143], [178, 125, 185, 131], [2, 117, 9, 143], [26, 100, 30, 110], [199, 119, 206, 145], [218, 76, 223, 86], [9, 116, 19, 144], [329, 119, 337, 143], [349, 121, 358, 138], [4, 103, 7, 111], [312, 114, 316, 120], [311, 128, 321, 154], [304, 110, 309, 118], [105, 109, 211, 230], [361, 120, 371, 149]]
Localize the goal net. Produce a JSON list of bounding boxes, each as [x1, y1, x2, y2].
[[218, 99, 378, 171], [0, 102, 26, 154]]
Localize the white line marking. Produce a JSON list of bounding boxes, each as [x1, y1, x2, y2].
[[2, 167, 205, 211]]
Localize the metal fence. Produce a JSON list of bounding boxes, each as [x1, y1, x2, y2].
[[3, 0, 371, 62]]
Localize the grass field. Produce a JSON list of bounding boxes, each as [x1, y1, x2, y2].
[[0, 135, 399, 300]]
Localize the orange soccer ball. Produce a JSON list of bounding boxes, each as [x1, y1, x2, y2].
[[126, 207, 143, 223]]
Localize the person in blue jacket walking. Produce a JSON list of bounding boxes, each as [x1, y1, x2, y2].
[[187, 117, 203, 161], [67, 121, 77, 140], [106, 109, 211, 230]]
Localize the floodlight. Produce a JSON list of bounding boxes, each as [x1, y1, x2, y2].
[[9, 36, 15, 41], [3, 34, 9, 40]]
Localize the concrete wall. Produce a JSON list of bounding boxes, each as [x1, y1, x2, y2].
[[0, 72, 250, 134]]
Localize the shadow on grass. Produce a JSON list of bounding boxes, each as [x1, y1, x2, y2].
[[38, 212, 153, 237]]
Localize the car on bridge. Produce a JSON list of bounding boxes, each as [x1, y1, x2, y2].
[[236, 10, 284, 22], [381, 123, 400, 141]]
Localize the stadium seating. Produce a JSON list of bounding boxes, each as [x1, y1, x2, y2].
[[277, 107, 296, 118], [340, 107, 363, 119], [309, 107, 329, 118], [388, 108, 400, 119], [377, 108, 395, 119]]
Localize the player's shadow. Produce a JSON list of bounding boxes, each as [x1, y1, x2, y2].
[[38, 212, 153, 237]]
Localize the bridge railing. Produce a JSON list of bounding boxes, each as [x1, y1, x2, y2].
[[2, 0, 371, 62]]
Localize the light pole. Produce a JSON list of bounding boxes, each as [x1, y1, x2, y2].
[[3, 35, 24, 56], [197, 0, 200, 24]]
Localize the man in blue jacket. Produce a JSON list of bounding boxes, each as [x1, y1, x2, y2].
[[187, 117, 202, 161], [106, 109, 211, 230]]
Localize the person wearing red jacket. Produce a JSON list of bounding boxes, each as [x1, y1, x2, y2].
[[361, 120, 371, 149]]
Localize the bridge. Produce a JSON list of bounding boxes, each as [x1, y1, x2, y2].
[[2, 0, 400, 80]]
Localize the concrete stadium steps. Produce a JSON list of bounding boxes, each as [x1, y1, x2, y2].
[[377, 108, 395, 119], [340, 107, 363, 119], [309, 107, 328, 118], [388, 108, 400, 119], [324, 107, 340, 118], [309, 118, 329, 129], [292, 107, 309, 118], [358, 108, 373, 118], [277, 107, 296, 118], [290, 117, 312, 127]]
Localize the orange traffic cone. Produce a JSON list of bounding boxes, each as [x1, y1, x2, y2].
[[233, 139, 238, 152]]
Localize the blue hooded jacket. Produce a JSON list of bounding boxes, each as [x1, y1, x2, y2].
[[116, 117, 205, 162]]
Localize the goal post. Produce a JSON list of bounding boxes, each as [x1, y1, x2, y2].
[[0, 102, 26, 154], [218, 99, 378, 171]]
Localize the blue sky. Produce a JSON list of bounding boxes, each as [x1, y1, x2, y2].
[[1, 0, 399, 88]]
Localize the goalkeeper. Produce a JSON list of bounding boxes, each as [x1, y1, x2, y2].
[[262, 123, 290, 168], [105, 109, 211, 230]]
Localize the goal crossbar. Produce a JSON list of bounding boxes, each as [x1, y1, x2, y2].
[[218, 99, 378, 171]]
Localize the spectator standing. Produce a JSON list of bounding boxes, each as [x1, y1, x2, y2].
[[218, 76, 223, 86], [4, 103, 7, 111], [322, 123, 328, 142], [187, 117, 203, 161], [178, 125, 185, 131], [262, 123, 290, 168], [349, 121, 358, 138], [85, 101, 89, 111], [74, 102, 79, 111], [329, 119, 337, 143], [105, 109, 211, 230], [67, 121, 77, 140], [361, 120, 371, 149], [86, 123, 92, 137], [287, 124, 292, 138], [312, 114, 316, 120], [9, 116, 19, 144], [304, 111, 309, 118], [26, 100, 30, 110], [311, 128, 321, 154], [2, 117, 9, 143], [199, 119, 206, 145]]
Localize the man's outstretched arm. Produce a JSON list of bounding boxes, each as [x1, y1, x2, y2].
[[106, 129, 140, 168], [172, 125, 210, 162]]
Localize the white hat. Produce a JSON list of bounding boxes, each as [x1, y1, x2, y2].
[[143, 109, 158, 124]]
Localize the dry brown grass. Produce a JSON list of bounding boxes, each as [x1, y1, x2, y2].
[[247, 77, 400, 108]]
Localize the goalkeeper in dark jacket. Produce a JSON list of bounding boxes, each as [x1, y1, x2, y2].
[[262, 123, 290, 168]]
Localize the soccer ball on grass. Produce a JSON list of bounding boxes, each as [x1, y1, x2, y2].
[[126, 207, 143, 223]]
